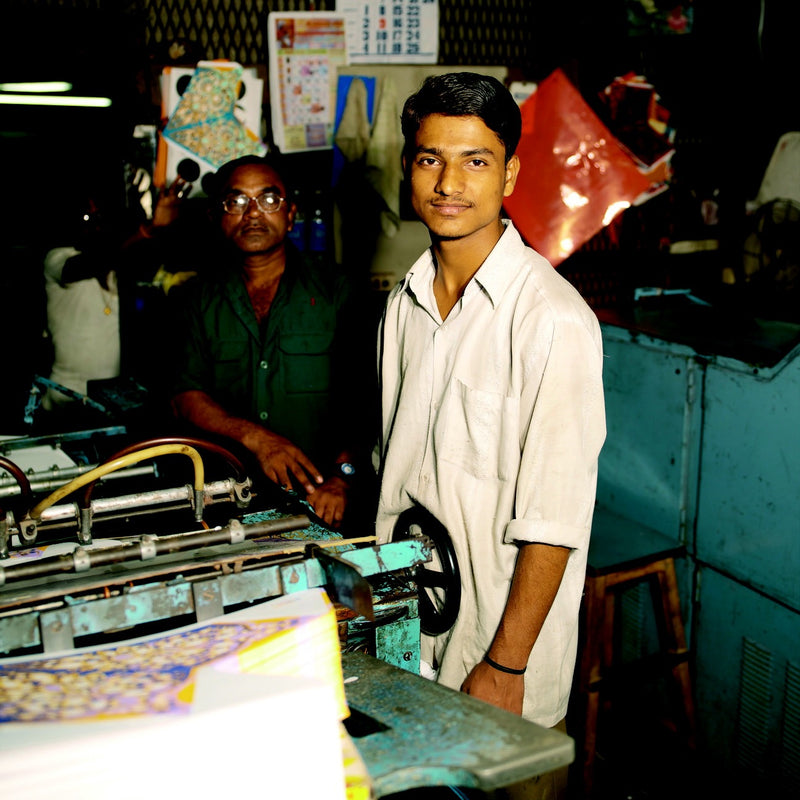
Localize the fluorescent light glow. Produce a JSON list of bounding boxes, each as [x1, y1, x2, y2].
[[0, 94, 112, 108], [0, 81, 73, 93]]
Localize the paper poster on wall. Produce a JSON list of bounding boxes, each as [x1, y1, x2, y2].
[[267, 12, 349, 154], [336, 0, 439, 64], [156, 61, 265, 195]]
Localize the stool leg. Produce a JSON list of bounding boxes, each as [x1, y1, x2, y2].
[[655, 560, 696, 746], [579, 576, 607, 797], [601, 588, 616, 717], [582, 690, 601, 797]]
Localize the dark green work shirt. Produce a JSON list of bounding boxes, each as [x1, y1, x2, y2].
[[172, 251, 372, 466]]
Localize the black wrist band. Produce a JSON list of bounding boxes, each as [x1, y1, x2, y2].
[[483, 655, 526, 675]]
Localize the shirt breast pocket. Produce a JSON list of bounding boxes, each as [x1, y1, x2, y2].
[[437, 378, 518, 482], [214, 339, 249, 393], [280, 331, 334, 394]]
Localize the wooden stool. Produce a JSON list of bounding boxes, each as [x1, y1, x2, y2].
[[576, 506, 696, 796]]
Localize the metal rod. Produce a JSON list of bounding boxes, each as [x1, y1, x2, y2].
[[0, 465, 156, 499], [0, 515, 311, 585], [36, 479, 245, 524], [0, 426, 127, 454]]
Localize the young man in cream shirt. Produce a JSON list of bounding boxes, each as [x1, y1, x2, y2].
[[375, 72, 606, 799]]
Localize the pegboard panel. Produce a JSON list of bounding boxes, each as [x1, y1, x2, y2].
[[7, 0, 539, 72], [438, 0, 534, 71], [143, 0, 335, 66], [142, 0, 536, 70]]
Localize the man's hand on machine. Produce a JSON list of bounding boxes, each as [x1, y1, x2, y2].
[[244, 427, 350, 527], [305, 477, 349, 528], [251, 430, 324, 495]]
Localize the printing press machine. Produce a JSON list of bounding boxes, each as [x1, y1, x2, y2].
[[0, 426, 573, 797]]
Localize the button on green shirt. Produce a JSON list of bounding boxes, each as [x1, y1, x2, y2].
[[172, 252, 367, 465]]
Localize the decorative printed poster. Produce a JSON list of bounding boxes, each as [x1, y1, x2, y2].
[[162, 61, 265, 169], [156, 61, 264, 192], [0, 588, 348, 723], [337, 0, 439, 64], [268, 12, 349, 153]]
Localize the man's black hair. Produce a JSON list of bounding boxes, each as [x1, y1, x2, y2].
[[206, 152, 293, 209], [401, 72, 522, 163]]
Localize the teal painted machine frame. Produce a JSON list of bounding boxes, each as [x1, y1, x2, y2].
[[0, 534, 429, 673]]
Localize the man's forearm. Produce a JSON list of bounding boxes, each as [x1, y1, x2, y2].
[[487, 542, 571, 670], [171, 389, 323, 495], [171, 389, 265, 451]]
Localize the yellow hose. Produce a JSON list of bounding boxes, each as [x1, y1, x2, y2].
[[27, 444, 205, 520]]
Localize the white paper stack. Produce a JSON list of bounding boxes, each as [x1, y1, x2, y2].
[[0, 588, 360, 799]]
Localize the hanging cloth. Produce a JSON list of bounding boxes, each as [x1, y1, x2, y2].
[[366, 77, 402, 238], [334, 77, 371, 163]]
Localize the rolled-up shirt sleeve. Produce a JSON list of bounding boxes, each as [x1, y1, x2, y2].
[[505, 303, 606, 550]]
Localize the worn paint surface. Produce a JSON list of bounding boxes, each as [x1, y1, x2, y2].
[[0, 511, 429, 660], [342, 652, 573, 796]]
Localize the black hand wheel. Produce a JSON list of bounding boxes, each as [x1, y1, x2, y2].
[[393, 506, 461, 636]]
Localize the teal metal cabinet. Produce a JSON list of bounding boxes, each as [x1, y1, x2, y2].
[[597, 313, 800, 794], [598, 325, 702, 544], [698, 349, 800, 609]]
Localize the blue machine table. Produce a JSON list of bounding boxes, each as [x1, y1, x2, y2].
[[341, 651, 574, 797]]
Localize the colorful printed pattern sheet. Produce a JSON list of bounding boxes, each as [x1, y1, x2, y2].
[[162, 61, 265, 169], [0, 588, 348, 723]]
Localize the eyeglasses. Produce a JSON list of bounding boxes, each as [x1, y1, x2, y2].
[[222, 191, 286, 215]]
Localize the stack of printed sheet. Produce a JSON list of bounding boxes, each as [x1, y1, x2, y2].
[[0, 588, 374, 799]]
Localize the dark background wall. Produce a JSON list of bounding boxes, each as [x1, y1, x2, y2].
[[2, 0, 796, 247], [1, 0, 798, 424]]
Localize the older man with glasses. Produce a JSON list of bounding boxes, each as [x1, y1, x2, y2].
[[170, 155, 376, 530]]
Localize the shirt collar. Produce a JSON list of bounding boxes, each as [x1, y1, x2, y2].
[[401, 219, 526, 308], [220, 243, 307, 291], [403, 250, 436, 302], [471, 220, 528, 307]]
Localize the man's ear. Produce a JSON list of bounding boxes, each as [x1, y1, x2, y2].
[[503, 154, 520, 198]]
